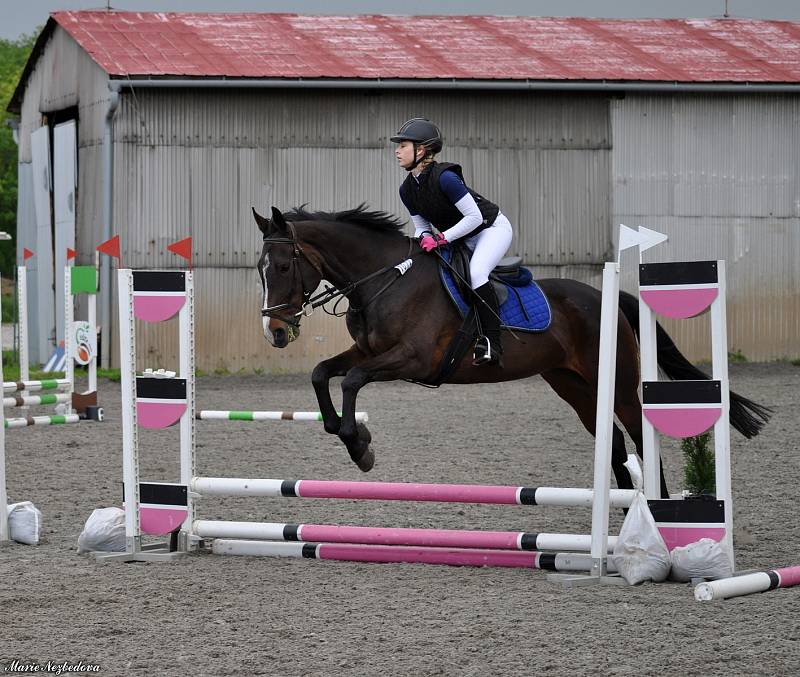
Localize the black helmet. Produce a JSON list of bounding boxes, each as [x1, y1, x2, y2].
[[390, 118, 443, 154]]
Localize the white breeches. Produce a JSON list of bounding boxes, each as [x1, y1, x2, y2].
[[464, 212, 513, 288]]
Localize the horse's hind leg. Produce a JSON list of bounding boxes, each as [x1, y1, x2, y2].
[[541, 369, 634, 492]]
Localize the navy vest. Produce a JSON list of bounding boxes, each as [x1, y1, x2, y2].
[[401, 162, 499, 235]]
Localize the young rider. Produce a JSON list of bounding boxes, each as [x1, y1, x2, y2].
[[392, 117, 513, 367]]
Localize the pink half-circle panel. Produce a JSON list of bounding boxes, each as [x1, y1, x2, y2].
[[644, 406, 722, 438], [657, 526, 726, 551], [140, 507, 188, 535], [640, 288, 718, 319], [137, 401, 186, 429], [133, 295, 185, 323]]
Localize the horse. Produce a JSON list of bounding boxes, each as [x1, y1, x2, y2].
[[253, 204, 771, 496]]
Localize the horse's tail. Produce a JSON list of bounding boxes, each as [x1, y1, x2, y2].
[[618, 290, 772, 439]]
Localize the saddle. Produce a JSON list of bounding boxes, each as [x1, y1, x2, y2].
[[410, 244, 552, 388], [438, 243, 551, 333]]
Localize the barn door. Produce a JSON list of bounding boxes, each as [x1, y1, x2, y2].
[[30, 126, 54, 363], [53, 120, 77, 348]]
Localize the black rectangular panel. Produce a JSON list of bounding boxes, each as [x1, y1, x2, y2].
[[642, 380, 722, 404], [639, 261, 718, 286]]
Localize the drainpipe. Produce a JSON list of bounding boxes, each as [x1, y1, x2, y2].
[[100, 82, 120, 368]]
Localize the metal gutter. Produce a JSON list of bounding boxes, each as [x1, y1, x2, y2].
[[109, 77, 800, 93]]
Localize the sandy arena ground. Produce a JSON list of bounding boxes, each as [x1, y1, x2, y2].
[[1, 362, 798, 676]]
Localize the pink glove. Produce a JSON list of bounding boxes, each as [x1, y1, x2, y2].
[[419, 233, 448, 253]]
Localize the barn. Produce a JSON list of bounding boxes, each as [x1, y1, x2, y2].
[[8, 11, 800, 371]]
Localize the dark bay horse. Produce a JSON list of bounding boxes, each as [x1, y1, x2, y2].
[[254, 205, 770, 495]]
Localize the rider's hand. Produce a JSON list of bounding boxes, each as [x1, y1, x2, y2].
[[419, 233, 448, 253]]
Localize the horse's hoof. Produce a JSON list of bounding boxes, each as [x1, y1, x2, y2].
[[356, 423, 372, 445], [355, 448, 375, 472]]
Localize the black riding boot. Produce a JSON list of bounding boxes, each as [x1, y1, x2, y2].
[[473, 282, 503, 367]]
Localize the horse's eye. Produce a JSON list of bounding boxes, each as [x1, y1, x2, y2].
[[278, 263, 291, 274]]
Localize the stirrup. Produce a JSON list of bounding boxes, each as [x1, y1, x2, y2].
[[473, 336, 501, 366]]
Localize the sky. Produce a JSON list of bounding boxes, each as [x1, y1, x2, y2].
[[2, 0, 800, 40]]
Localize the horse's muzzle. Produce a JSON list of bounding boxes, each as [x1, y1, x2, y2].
[[264, 319, 299, 348]]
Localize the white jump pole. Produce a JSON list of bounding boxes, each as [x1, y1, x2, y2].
[[710, 261, 734, 569], [17, 266, 29, 386], [178, 271, 196, 550], [118, 269, 140, 555], [547, 261, 622, 586], [0, 275, 8, 542], [65, 265, 74, 402]]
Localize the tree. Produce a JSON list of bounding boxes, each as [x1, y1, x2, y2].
[[0, 32, 37, 276]]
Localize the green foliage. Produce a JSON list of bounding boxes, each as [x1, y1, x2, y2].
[[791, 358, 800, 367], [1, 281, 14, 323], [682, 432, 716, 496], [1, 349, 65, 382], [0, 32, 37, 276], [97, 367, 121, 382], [728, 349, 748, 363]]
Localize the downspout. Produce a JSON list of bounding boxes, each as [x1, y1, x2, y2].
[[101, 82, 120, 368]]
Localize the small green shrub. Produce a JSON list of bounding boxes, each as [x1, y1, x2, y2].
[[682, 432, 715, 496], [728, 350, 748, 363]]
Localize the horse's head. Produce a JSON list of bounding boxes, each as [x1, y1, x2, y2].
[[253, 206, 323, 348]]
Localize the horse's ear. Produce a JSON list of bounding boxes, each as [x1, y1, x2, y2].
[[271, 206, 288, 234], [252, 207, 271, 236]]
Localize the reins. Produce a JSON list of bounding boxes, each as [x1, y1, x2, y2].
[[261, 227, 417, 323]]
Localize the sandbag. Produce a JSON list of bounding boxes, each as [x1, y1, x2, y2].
[[77, 507, 126, 554], [7, 501, 42, 545], [611, 455, 671, 585], [670, 537, 732, 582]]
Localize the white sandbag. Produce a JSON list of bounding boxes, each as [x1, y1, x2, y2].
[[611, 455, 671, 585], [670, 538, 733, 582], [77, 507, 126, 554], [6, 501, 42, 545]]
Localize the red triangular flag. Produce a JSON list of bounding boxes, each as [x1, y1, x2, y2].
[[96, 235, 120, 259], [167, 237, 192, 261], [66, 248, 76, 260], [167, 236, 193, 270], [23, 248, 34, 261]]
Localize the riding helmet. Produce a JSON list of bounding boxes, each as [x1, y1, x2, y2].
[[390, 118, 443, 153]]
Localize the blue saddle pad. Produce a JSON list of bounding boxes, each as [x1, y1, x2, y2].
[[438, 248, 552, 332]]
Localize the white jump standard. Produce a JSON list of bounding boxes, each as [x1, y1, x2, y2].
[[111, 264, 626, 576]]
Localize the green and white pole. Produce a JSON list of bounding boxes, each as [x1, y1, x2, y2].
[[196, 410, 369, 423], [3, 393, 71, 408], [4, 414, 80, 429]]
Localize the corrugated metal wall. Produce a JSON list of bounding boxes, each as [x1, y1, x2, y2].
[[612, 94, 800, 362], [112, 88, 612, 371]]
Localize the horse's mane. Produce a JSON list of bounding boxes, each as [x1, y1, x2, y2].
[[283, 203, 406, 235]]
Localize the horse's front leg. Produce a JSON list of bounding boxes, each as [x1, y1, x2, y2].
[[338, 344, 420, 472], [311, 345, 368, 436]]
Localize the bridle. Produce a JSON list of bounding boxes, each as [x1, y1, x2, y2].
[[260, 222, 416, 329], [260, 221, 322, 329]]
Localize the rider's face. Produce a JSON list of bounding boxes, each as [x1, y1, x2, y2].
[[395, 141, 423, 170]]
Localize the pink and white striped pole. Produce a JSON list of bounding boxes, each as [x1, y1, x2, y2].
[[194, 520, 619, 553], [211, 539, 619, 573], [695, 565, 800, 601]]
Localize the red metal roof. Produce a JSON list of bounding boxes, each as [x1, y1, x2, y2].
[[46, 11, 800, 83]]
